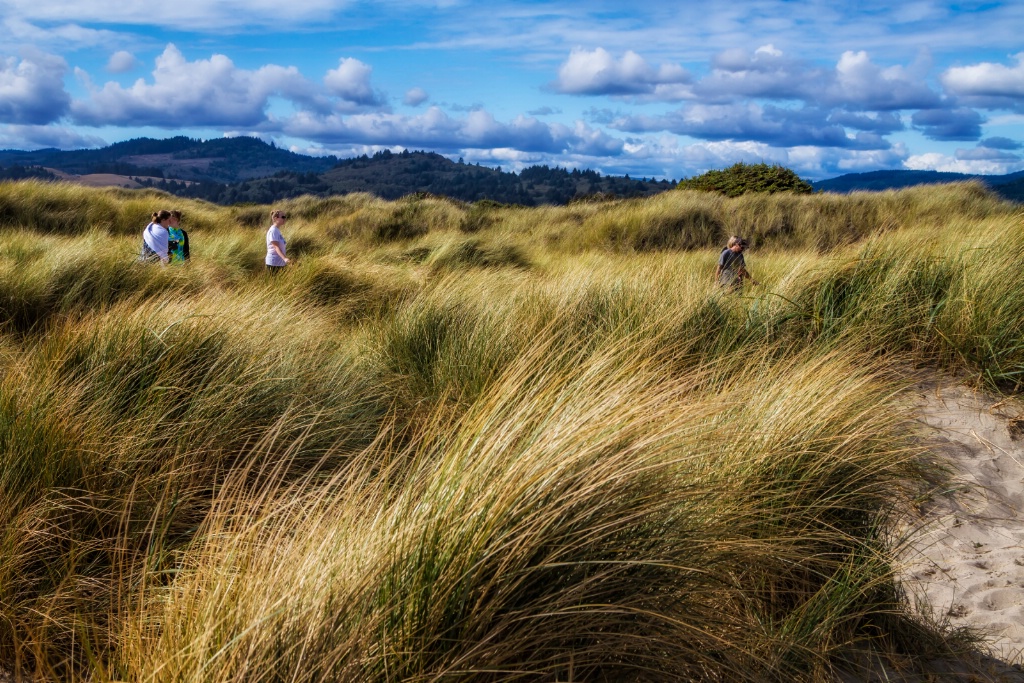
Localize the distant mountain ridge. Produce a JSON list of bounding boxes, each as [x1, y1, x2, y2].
[[0, 136, 340, 184], [0, 136, 673, 206], [813, 169, 1024, 202]]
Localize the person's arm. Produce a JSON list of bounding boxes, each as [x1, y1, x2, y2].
[[270, 241, 290, 264]]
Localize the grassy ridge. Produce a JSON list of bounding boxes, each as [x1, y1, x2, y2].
[[0, 180, 1021, 680]]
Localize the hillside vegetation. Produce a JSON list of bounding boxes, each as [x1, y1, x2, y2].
[[677, 161, 814, 196], [0, 137, 673, 206], [814, 169, 1024, 202], [0, 179, 1022, 681]]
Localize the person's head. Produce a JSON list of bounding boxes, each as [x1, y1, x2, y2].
[[727, 235, 748, 252], [271, 209, 288, 226], [152, 209, 171, 225], [168, 209, 182, 226]]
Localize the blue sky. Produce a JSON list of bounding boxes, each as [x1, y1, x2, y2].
[[2, 1, 1024, 180]]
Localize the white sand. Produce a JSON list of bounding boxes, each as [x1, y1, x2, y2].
[[902, 381, 1024, 664]]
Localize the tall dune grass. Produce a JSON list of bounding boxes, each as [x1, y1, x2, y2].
[[0, 179, 1020, 679], [121, 343, 933, 682]]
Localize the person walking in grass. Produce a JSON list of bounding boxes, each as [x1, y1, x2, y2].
[[166, 209, 190, 264], [716, 235, 759, 290], [141, 209, 171, 265], [265, 209, 291, 273]]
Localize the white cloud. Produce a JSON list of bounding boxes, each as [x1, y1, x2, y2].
[[697, 44, 816, 101], [0, 124, 104, 150], [824, 50, 940, 110], [552, 47, 691, 98], [2, 17, 125, 51], [404, 87, 429, 106], [904, 151, 1024, 175], [0, 51, 70, 124], [955, 146, 1020, 162], [282, 105, 624, 155], [0, 0, 348, 31], [324, 58, 386, 108], [106, 51, 139, 74], [71, 44, 321, 128], [610, 102, 884, 149], [942, 53, 1024, 98], [603, 46, 941, 113]]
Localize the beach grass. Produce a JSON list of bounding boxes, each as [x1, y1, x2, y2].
[[0, 179, 1020, 680]]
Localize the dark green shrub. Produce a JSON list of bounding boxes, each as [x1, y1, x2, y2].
[[678, 162, 813, 197]]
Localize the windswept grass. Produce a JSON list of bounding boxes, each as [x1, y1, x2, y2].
[[0, 179, 1020, 680], [122, 343, 933, 683]]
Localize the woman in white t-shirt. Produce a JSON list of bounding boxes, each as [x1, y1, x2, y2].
[[141, 209, 171, 264], [265, 209, 291, 272]]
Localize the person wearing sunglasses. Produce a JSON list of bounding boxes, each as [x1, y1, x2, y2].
[[265, 209, 291, 273]]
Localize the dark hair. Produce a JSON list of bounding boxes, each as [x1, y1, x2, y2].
[[151, 209, 171, 224]]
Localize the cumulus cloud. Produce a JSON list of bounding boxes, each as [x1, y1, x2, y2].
[[3, 17, 125, 51], [827, 110, 904, 134], [71, 44, 322, 127], [0, 0, 344, 31], [0, 123, 104, 150], [403, 87, 429, 107], [905, 151, 1024, 175], [696, 44, 820, 101], [610, 103, 889, 149], [0, 51, 71, 125], [324, 58, 386, 109], [942, 53, 1024, 99], [596, 136, 908, 182], [911, 107, 984, 141], [657, 46, 940, 112], [551, 47, 691, 98], [978, 136, 1022, 150], [282, 106, 624, 155], [825, 50, 940, 110], [955, 146, 1020, 161], [106, 50, 139, 74]]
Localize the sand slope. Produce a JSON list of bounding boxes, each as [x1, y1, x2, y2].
[[903, 381, 1024, 664]]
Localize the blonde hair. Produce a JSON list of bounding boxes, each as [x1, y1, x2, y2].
[[271, 209, 287, 220], [169, 209, 182, 220], [727, 235, 747, 248]]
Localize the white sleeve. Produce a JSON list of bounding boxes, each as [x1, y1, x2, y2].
[[144, 225, 169, 259], [155, 229, 169, 259]]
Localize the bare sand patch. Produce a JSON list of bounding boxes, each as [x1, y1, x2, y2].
[[897, 380, 1024, 678]]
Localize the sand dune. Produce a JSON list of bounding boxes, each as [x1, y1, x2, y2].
[[902, 380, 1024, 668]]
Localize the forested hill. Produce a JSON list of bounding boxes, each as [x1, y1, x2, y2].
[[0, 136, 340, 183], [813, 169, 1024, 202], [0, 137, 674, 206]]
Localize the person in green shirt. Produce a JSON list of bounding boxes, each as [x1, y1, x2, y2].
[[166, 209, 190, 264]]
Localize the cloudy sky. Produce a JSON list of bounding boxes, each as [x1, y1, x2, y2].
[[2, 0, 1024, 180]]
